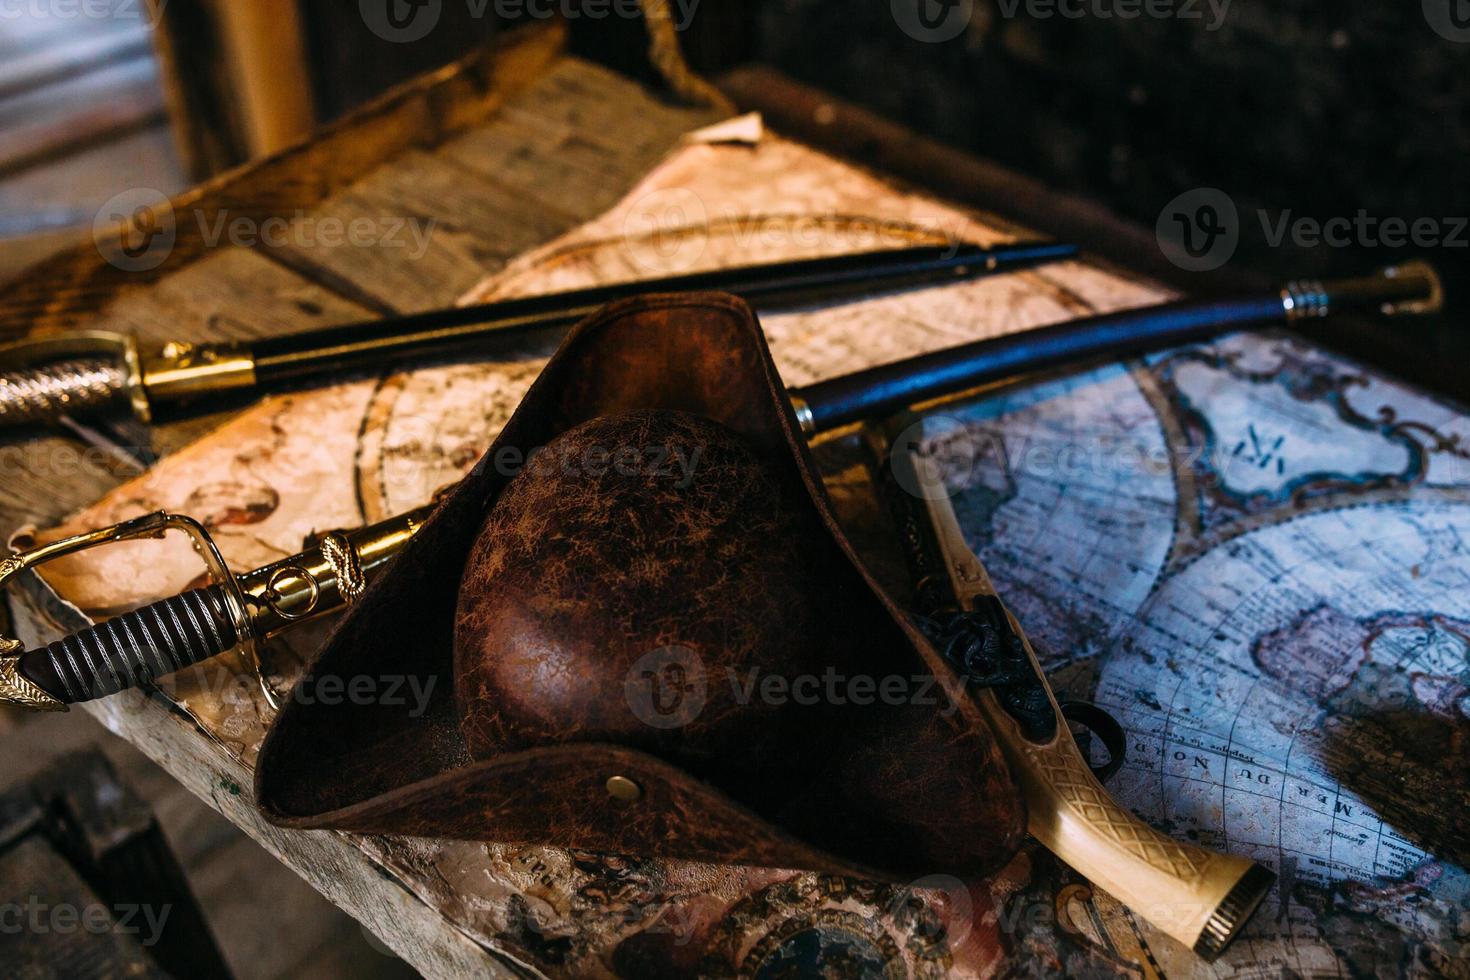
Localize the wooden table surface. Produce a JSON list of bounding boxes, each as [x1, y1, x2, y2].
[[0, 22, 721, 537]]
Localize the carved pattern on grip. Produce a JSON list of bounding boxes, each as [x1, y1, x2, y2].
[[1029, 742, 1215, 881]]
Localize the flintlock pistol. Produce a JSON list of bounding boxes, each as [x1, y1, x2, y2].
[[862, 413, 1275, 960]]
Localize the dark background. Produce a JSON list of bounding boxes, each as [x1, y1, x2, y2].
[[297, 2, 1470, 397]]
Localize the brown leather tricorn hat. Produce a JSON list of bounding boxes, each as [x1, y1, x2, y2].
[[255, 292, 1025, 880]]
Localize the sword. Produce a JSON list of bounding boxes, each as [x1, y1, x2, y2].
[[0, 262, 1443, 717], [0, 255, 1439, 437], [861, 412, 1274, 961], [0, 240, 1073, 430]]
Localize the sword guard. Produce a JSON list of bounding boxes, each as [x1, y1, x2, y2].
[[0, 511, 268, 710]]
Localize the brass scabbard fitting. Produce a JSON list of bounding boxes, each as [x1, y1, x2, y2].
[[140, 341, 257, 407], [1283, 260, 1445, 323]]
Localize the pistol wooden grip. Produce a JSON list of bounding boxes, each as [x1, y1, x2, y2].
[[981, 690, 1273, 960]]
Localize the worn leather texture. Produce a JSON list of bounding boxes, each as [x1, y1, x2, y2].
[[255, 292, 1026, 879]]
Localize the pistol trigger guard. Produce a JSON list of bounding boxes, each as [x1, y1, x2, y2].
[[1059, 700, 1127, 783]]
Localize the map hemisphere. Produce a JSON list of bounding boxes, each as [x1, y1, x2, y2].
[[927, 333, 1470, 977]]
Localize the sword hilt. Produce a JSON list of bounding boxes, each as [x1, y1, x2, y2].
[[0, 511, 261, 712], [0, 331, 150, 427], [22, 587, 238, 704], [0, 358, 128, 426], [0, 505, 436, 712]]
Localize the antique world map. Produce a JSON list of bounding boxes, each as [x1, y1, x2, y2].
[[21, 118, 1470, 977], [915, 336, 1470, 977]]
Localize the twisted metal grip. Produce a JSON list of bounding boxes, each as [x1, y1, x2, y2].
[[0, 512, 261, 711], [0, 358, 127, 426], [28, 587, 238, 703], [0, 331, 150, 427]]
